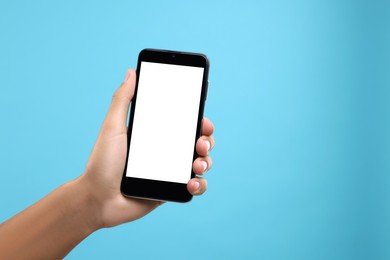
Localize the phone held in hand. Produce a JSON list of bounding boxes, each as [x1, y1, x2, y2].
[[121, 49, 210, 203]]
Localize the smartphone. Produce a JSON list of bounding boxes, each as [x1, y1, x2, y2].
[[120, 49, 210, 203]]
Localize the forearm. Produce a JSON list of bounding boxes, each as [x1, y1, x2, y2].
[[0, 177, 101, 259]]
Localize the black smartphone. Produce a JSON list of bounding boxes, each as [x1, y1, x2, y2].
[[120, 49, 210, 203]]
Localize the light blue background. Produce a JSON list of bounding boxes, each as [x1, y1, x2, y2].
[[0, 1, 389, 259]]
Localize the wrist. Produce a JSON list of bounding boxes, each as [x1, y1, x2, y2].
[[63, 176, 104, 234]]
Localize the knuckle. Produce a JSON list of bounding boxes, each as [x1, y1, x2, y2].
[[199, 181, 208, 194], [207, 157, 213, 169]]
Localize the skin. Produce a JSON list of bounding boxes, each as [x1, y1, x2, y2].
[[0, 69, 215, 259]]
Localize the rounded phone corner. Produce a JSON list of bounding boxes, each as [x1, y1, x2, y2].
[[177, 192, 193, 203], [182, 196, 194, 203]]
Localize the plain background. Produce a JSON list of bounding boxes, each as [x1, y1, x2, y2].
[[0, 1, 389, 259]]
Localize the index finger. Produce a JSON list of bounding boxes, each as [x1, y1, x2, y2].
[[201, 118, 214, 136]]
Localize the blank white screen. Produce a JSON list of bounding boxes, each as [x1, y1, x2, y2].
[[126, 62, 204, 183]]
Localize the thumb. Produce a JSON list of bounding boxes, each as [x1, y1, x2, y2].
[[103, 69, 136, 133]]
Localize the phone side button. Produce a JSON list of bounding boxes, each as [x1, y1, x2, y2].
[[204, 81, 209, 100]]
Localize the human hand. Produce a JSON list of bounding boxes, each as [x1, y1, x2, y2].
[[0, 68, 215, 259], [78, 69, 215, 228]]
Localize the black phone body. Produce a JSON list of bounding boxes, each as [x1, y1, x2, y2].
[[121, 49, 209, 203]]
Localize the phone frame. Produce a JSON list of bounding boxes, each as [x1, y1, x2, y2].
[[120, 48, 209, 203]]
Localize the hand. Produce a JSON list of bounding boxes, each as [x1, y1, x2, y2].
[[0, 68, 214, 259], [79, 69, 215, 228]]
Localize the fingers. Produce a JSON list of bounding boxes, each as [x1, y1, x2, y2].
[[197, 118, 215, 156], [201, 118, 214, 136], [196, 135, 215, 157], [190, 120, 214, 196], [103, 69, 136, 133], [192, 156, 212, 175], [187, 178, 208, 195]]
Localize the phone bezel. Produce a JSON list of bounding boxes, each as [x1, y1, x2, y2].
[[120, 48, 209, 203]]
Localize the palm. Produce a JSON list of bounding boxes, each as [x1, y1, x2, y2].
[[84, 124, 160, 228], [80, 69, 213, 228]]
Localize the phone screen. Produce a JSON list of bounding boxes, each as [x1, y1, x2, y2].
[[125, 61, 204, 184]]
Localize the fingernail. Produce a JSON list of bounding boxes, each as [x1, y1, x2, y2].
[[193, 181, 200, 191], [205, 140, 211, 151], [124, 70, 131, 83], [201, 161, 208, 171]]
